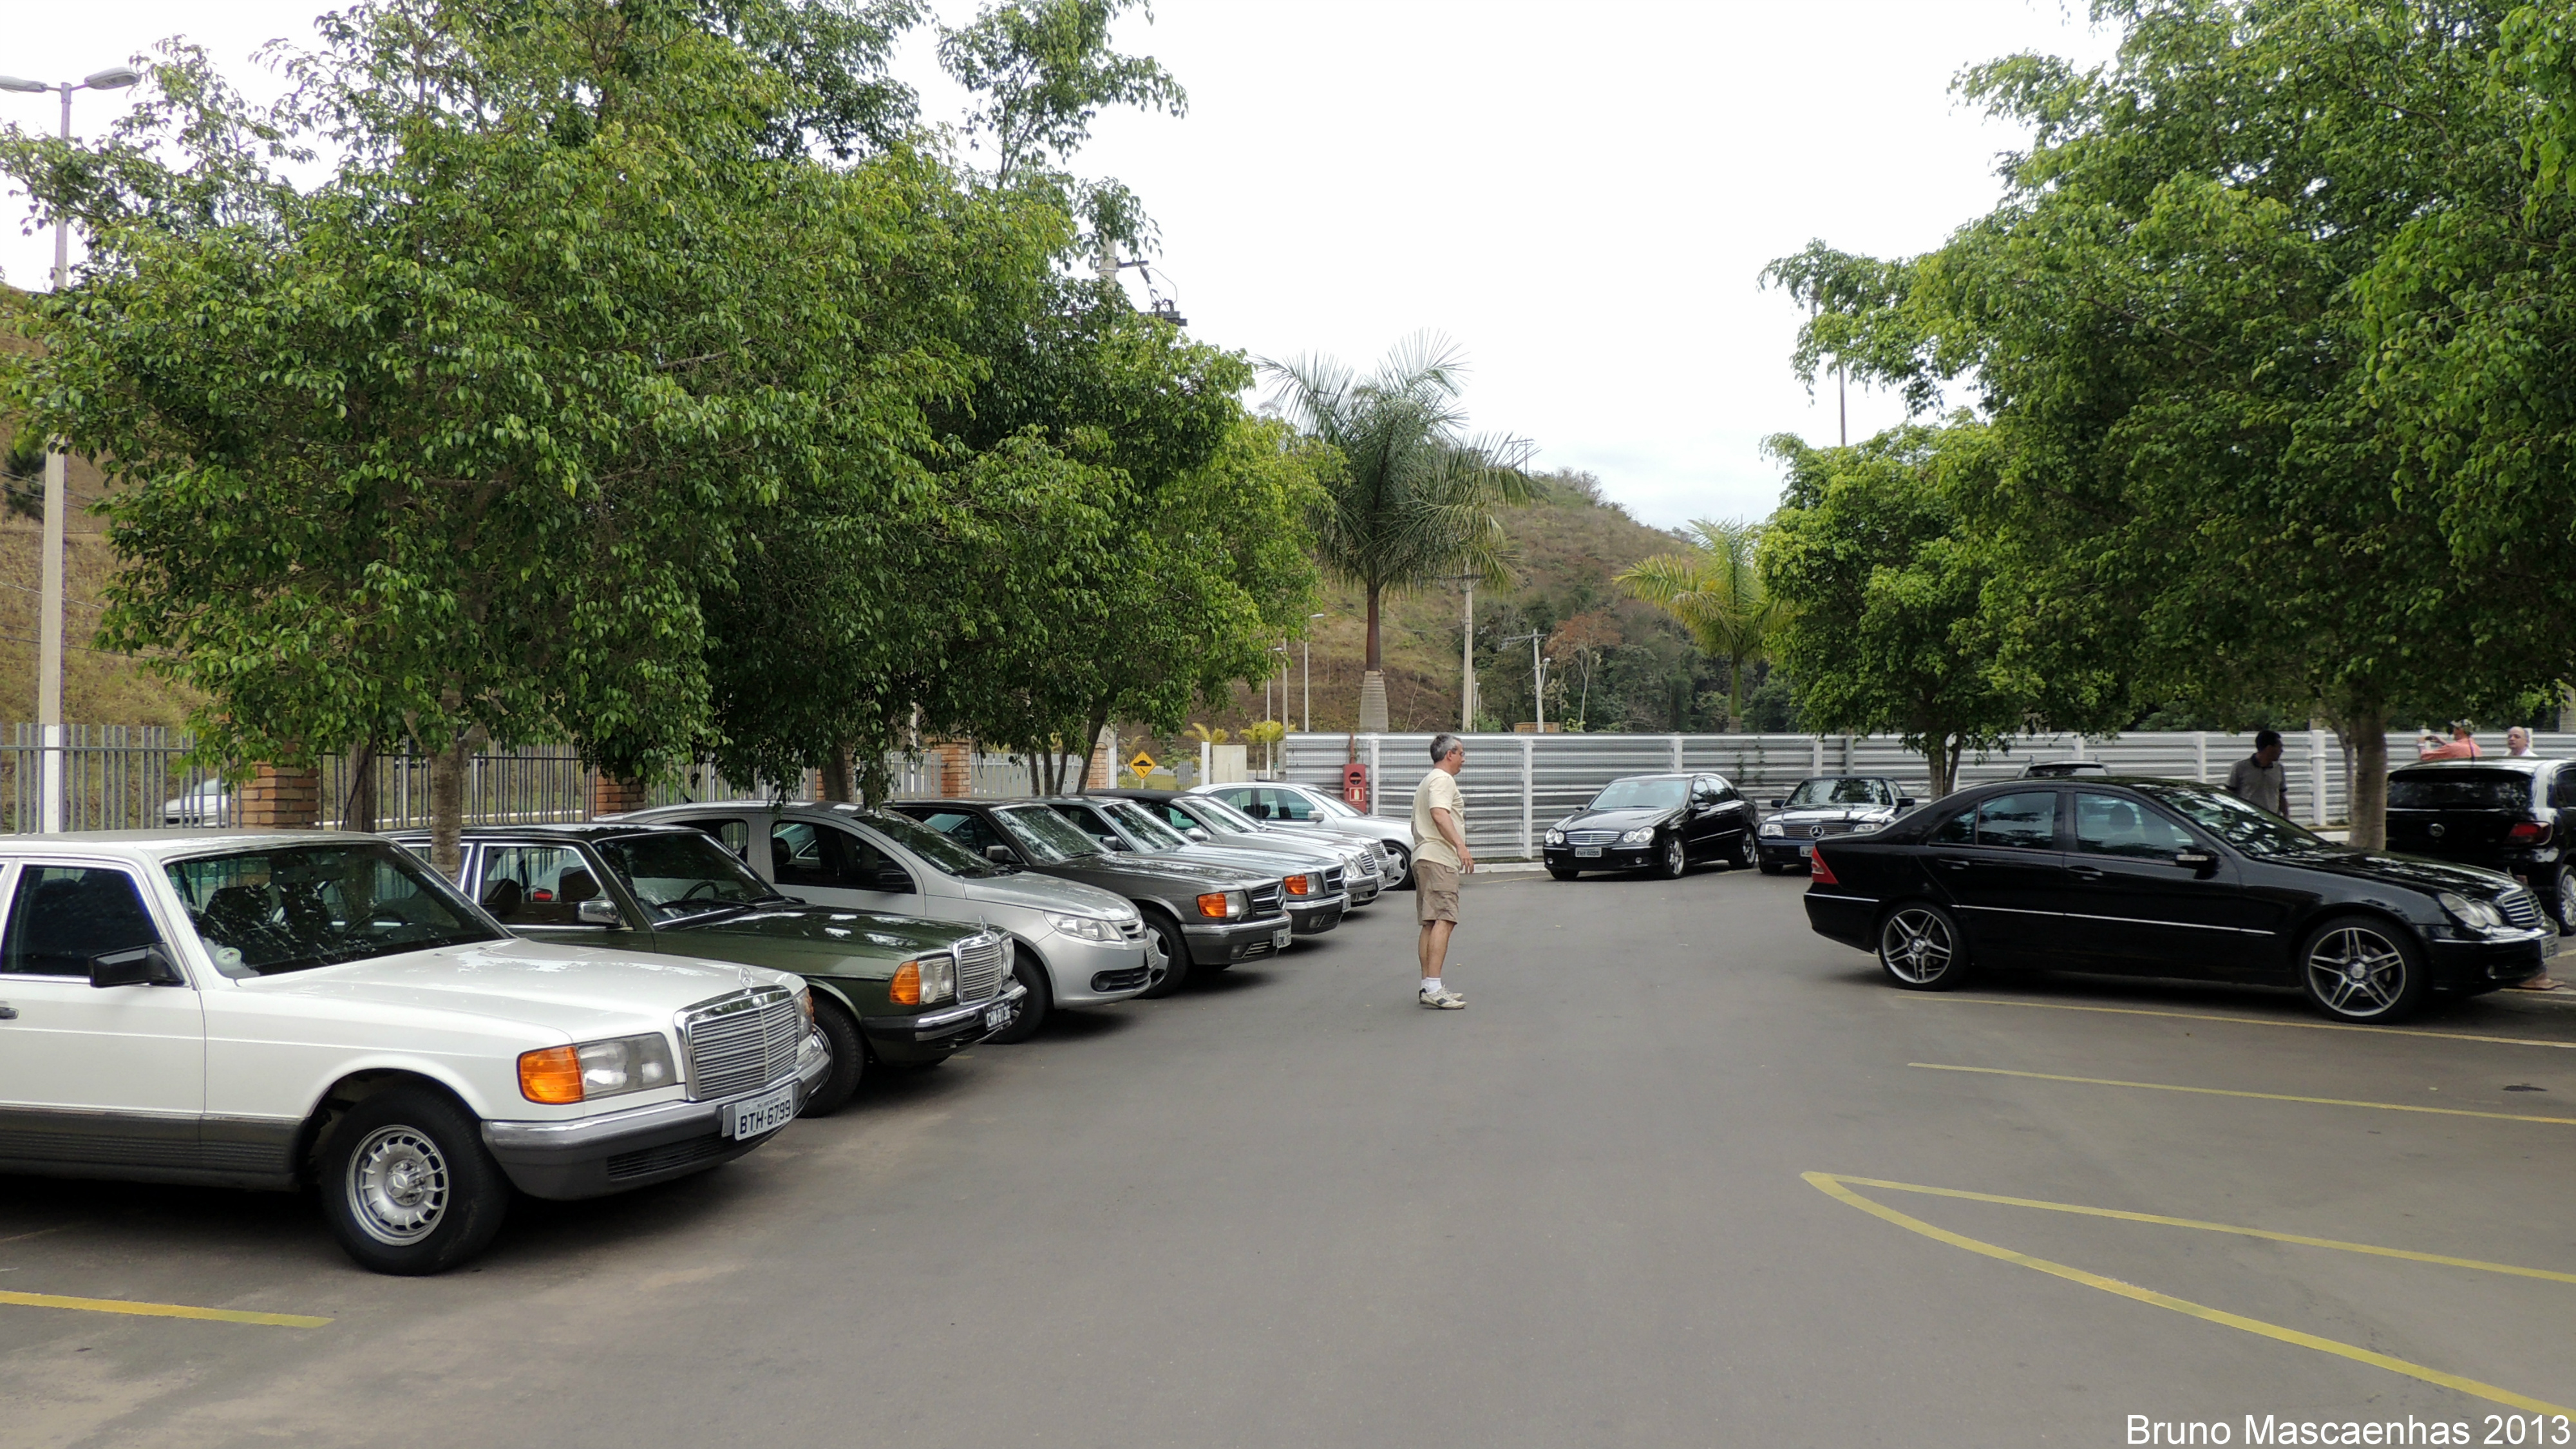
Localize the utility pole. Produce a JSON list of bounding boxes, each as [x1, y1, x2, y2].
[[1, 64, 140, 831], [1502, 629, 1546, 734], [1461, 583, 1475, 734], [1304, 612, 1323, 734]]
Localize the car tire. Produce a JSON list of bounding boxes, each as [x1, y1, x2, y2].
[[1730, 833, 1759, 870], [1876, 902, 1969, 991], [1137, 911, 1191, 998], [2551, 866, 2576, 935], [1547, 865, 1580, 882], [1656, 834, 1688, 880], [800, 998, 865, 1118], [2297, 915, 2430, 1023], [1385, 843, 1414, 890], [985, 945, 1052, 1043], [1757, 858, 1788, 876], [316, 1085, 511, 1276]]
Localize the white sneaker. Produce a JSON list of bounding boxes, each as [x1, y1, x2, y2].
[[1419, 987, 1465, 1010]]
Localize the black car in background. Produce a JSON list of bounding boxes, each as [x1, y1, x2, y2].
[[1540, 772, 1758, 880], [1755, 775, 1915, 875], [1801, 776, 2551, 1022], [892, 799, 1291, 998], [2385, 759, 2576, 931]]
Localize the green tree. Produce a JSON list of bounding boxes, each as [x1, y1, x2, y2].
[[1615, 519, 1776, 730], [938, 0, 1184, 185], [1261, 333, 1530, 728], [1761, 426, 2027, 798]]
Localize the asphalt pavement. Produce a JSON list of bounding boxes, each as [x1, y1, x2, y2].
[[4, 866, 2573, 1448]]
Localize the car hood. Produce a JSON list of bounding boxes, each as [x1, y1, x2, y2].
[[2269, 847, 2522, 896], [1155, 840, 1343, 873], [942, 867, 1135, 918], [1048, 853, 1272, 890], [231, 938, 796, 1040], [678, 904, 978, 959], [1558, 807, 1680, 833]]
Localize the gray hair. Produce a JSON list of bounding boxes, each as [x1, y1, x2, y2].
[[1429, 732, 1464, 764]]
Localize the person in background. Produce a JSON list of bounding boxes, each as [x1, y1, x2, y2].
[[2224, 730, 2287, 816], [2507, 726, 2537, 758], [1410, 734, 1472, 1010], [2418, 723, 2483, 761]]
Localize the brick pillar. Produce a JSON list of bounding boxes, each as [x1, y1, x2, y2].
[[1088, 726, 1117, 790], [239, 766, 321, 828], [933, 741, 972, 798], [591, 773, 650, 819]]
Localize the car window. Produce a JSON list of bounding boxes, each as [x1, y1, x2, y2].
[[1209, 787, 1259, 816], [1106, 800, 1192, 851], [2556, 768, 2576, 810], [162, 843, 501, 978], [1590, 778, 1689, 811], [1690, 779, 1719, 804], [994, 805, 1103, 863], [681, 818, 752, 859], [906, 808, 1011, 859], [2, 865, 166, 977], [2134, 783, 2329, 859], [2074, 793, 2197, 860], [1262, 788, 1323, 822], [593, 832, 783, 920], [861, 811, 1005, 878], [1309, 791, 1364, 819], [479, 845, 614, 927], [1975, 792, 2059, 850], [1192, 797, 1264, 833], [2387, 772, 2537, 811], [1051, 802, 1129, 851], [768, 822, 909, 891], [1929, 807, 1975, 845]]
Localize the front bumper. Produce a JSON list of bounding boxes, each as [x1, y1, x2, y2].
[[2428, 927, 2553, 991], [1043, 933, 1152, 1007], [1345, 873, 1381, 907], [1285, 891, 1348, 936], [1543, 842, 1656, 872], [1181, 914, 1296, 965], [1756, 838, 1823, 868], [482, 1033, 829, 1200], [863, 980, 1031, 1065]]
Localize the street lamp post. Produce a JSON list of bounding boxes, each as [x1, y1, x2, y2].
[[1303, 612, 1323, 735], [1, 64, 141, 832]]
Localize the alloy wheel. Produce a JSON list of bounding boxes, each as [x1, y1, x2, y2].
[[1141, 926, 1173, 992], [1736, 833, 1758, 868], [1661, 837, 1687, 878], [1879, 908, 1955, 985], [345, 1124, 451, 1246], [2554, 866, 2576, 934], [2304, 925, 2410, 1018]]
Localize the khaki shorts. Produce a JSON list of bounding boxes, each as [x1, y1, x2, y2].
[[1414, 860, 1461, 923]]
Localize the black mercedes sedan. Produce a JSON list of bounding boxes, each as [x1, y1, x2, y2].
[[1541, 772, 1758, 880], [1755, 775, 1915, 874], [1801, 776, 2552, 1022]]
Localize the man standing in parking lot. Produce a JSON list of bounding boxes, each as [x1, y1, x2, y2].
[[1412, 734, 1472, 1010], [2226, 730, 2287, 816]]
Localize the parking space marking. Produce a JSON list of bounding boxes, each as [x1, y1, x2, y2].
[[1909, 996, 2576, 1050], [1911, 1063, 2576, 1126], [1804, 1172, 2574, 1417], [0, 1289, 331, 1328]]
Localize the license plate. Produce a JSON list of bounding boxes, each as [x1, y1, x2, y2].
[[1575, 846, 1602, 858], [2546, 934, 2563, 960], [983, 1001, 1012, 1030], [1273, 926, 1293, 949], [724, 1083, 797, 1139], [1798, 845, 1814, 857]]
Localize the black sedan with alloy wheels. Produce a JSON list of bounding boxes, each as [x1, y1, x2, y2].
[[1800, 777, 2553, 1023], [1541, 772, 1759, 880]]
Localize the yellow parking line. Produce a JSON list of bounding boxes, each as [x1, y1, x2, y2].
[[1804, 1172, 2573, 1417], [1911, 1063, 2576, 1126], [0, 1289, 330, 1328], [1911, 995, 2576, 1050]]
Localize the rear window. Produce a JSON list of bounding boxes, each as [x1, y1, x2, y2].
[[2388, 772, 2535, 811]]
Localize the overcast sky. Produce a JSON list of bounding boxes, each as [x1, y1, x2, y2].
[[0, 1, 2119, 531]]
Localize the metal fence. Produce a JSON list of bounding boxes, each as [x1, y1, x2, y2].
[[1281, 729, 2576, 860]]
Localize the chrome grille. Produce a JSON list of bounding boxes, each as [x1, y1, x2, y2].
[[1352, 849, 1379, 878], [1570, 829, 1620, 846], [2500, 887, 2544, 930], [1323, 866, 1345, 894], [679, 987, 804, 1101], [956, 933, 1006, 1003], [1246, 882, 1285, 919]]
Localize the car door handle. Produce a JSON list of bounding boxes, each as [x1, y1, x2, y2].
[[1939, 859, 1973, 872], [2068, 866, 2104, 880], [0, 1003, 15, 1020]]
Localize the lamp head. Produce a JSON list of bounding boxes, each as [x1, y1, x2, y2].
[[0, 76, 51, 94], [82, 66, 143, 91]]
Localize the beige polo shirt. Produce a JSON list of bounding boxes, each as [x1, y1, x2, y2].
[[1412, 768, 1465, 869]]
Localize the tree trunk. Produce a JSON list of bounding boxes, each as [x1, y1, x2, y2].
[[428, 736, 470, 880], [1728, 652, 1748, 732], [1073, 706, 1112, 795], [1365, 584, 1383, 673], [2347, 701, 2389, 849], [822, 742, 855, 803], [341, 737, 378, 833], [1922, 733, 1960, 799]]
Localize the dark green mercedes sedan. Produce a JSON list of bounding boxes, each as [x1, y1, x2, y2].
[[389, 824, 1021, 1116]]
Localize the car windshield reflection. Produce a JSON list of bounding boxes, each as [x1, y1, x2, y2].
[[1589, 778, 1687, 811], [2132, 784, 2329, 858], [996, 806, 1104, 864], [169, 843, 504, 977], [1786, 778, 1891, 808], [596, 833, 788, 920], [857, 811, 1008, 878]]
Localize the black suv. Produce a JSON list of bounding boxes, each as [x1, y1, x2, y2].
[[2385, 759, 2576, 929]]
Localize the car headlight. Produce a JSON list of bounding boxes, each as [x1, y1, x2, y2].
[[1618, 827, 1655, 845], [1544, 828, 1566, 846], [1045, 913, 1122, 943], [1283, 873, 1312, 896], [1760, 820, 1785, 837], [2436, 891, 2507, 933], [1196, 890, 1248, 920], [794, 985, 815, 1024], [894, 952, 956, 1005], [518, 1033, 678, 1104]]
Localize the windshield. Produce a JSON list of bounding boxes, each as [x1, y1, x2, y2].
[[1785, 777, 1893, 808], [2133, 784, 2327, 858], [856, 811, 1005, 878], [1106, 799, 1191, 851], [2387, 772, 2535, 811], [1589, 777, 1687, 811], [1307, 790, 1363, 819], [167, 842, 504, 978], [596, 833, 785, 920], [1193, 796, 1263, 833], [996, 805, 1104, 864]]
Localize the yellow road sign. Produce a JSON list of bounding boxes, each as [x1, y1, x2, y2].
[[1128, 751, 1158, 774]]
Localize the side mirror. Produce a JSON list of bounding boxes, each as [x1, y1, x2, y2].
[[2175, 848, 2218, 875], [1184, 828, 1211, 842], [984, 844, 1018, 864], [1898, 798, 1917, 810], [90, 945, 182, 988], [576, 898, 624, 927], [1766, 799, 1785, 810]]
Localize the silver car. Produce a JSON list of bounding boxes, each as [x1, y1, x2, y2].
[[1101, 790, 1384, 905], [618, 801, 1148, 1043], [1190, 781, 1416, 887], [1046, 796, 1355, 936]]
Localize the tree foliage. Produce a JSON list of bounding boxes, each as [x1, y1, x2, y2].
[[1615, 518, 1776, 728]]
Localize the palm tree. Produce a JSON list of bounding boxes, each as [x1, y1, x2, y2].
[[1261, 334, 1531, 730], [1616, 519, 1778, 729]]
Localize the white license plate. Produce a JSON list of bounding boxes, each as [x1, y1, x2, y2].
[[1798, 844, 1814, 857], [1575, 846, 1602, 858], [1273, 926, 1293, 949], [2545, 934, 2562, 960], [724, 1083, 798, 1139], [983, 1001, 1012, 1030]]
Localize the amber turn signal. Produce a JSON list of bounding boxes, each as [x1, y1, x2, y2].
[[890, 960, 922, 1007], [518, 1045, 585, 1104], [1282, 874, 1311, 896], [1196, 892, 1229, 919]]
